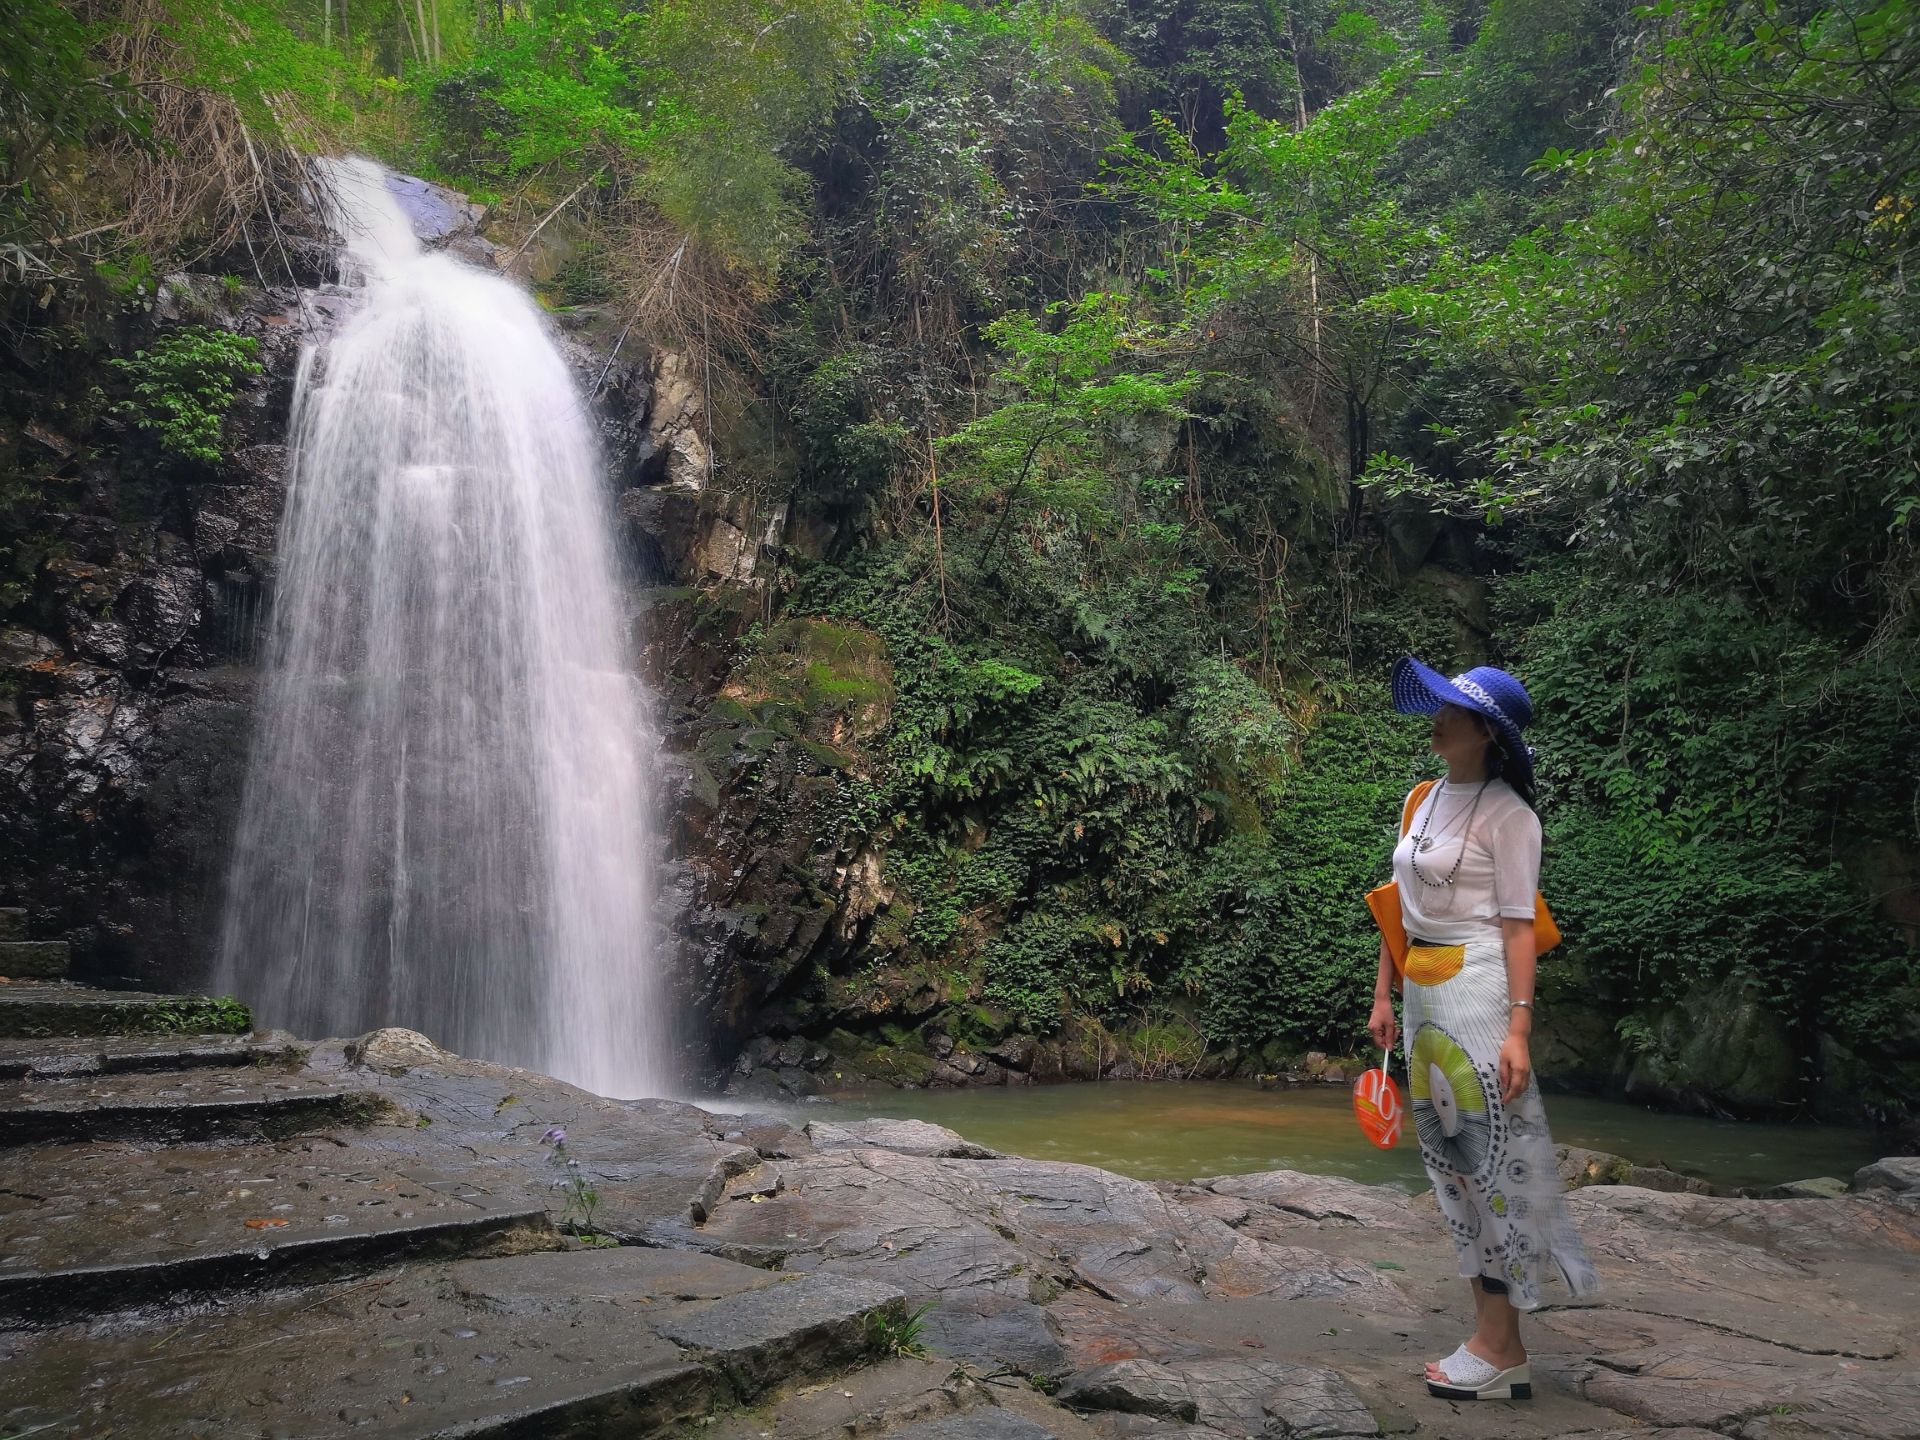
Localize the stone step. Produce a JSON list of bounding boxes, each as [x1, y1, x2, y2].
[[0, 940, 67, 979], [0, 1135, 553, 1324], [0, 981, 251, 1040], [0, 909, 25, 941], [0, 1028, 302, 1081], [0, 1246, 905, 1437], [0, 1065, 379, 1145]]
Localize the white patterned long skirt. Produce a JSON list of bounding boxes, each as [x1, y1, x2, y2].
[[1401, 934, 1599, 1312]]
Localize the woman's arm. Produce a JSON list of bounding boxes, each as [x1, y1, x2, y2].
[[1367, 936, 1398, 1052], [1498, 916, 1536, 1103]]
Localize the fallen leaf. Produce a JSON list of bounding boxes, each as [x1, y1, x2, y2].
[[243, 1217, 289, 1230]]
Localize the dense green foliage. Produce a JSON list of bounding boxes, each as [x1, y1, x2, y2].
[[5, 0, 1916, 1102], [107, 326, 262, 463], [766, 0, 1918, 1078]]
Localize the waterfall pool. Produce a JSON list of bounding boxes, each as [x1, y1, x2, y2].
[[798, 1080, 1884, 1191]]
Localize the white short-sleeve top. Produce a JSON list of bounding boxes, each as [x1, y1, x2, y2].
[[1391, 777, 1540, 944]]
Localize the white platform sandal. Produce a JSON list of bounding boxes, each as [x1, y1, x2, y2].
[[1426, 1343, 1532, 1400]]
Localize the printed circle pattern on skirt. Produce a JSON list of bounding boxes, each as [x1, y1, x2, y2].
[[1410, 1022, 1492, 1176]]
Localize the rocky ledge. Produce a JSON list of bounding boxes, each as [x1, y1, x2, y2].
[[2, 1018, 1917, 1438]]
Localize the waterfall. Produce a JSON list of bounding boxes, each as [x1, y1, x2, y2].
[[215, 156, 667, 1098]]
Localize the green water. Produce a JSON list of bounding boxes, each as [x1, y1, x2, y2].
[[814, 1081, 1883, 1192]]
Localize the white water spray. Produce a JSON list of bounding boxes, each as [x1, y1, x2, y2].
[[216, 156, 667, 1097]]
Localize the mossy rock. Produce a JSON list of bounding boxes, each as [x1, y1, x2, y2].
[[720, 618, 893, 768], [822, 1028, 872, 1060], [867, 1045, 938, 1087], [799, 738, 856, 771], [685, 757, 722, 810], [1625, 977, 1800, 1113], [694, 726, 740, 768], [944, 1003, 1012, 1049]]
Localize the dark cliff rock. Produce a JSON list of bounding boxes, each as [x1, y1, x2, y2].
[[0, 271, 304, 984]]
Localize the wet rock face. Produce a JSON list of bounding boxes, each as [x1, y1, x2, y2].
[[0, 262, 309, 981], [379, 170, 494, 265]]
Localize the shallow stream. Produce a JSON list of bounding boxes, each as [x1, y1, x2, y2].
[[812, 1080, 1880, 1191]]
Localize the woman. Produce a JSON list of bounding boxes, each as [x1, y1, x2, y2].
[[1366, 657, 1598, 1402]]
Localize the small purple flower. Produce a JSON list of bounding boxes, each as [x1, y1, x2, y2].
[[540, 1126, 567, 1147]]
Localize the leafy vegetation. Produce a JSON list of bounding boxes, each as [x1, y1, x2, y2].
[[107, 326, 261, 463], [143, 995, 254, 1035], [867, 1299, 937, 1357]]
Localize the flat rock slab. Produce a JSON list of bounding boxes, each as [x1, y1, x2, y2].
[[0, 1136, 549, 1321], [691, 1125, 1920, 1440], [0, 1066, 374, 1143], [655, 1271, 906, 1396], [1541, 1306, 1920, 1439], [308, 1043, 765, 1233], [923, 1289, 1069, 1377], [0, 983, 250, 1039], [890, 1412, 1066, 1440], [0, 1029, 301, 1080], [807, 1117, 1000, 1158], [1557, 1186, 1920, 1359], [0, 1247, 901, 1439], [1058, 1356, 1378, 1438]]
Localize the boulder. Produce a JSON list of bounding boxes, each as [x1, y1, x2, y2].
[[1852, 1156, 1920, 1194], [1764, 1176, 1850, 1200], [379, 169, 492, 263], [345, 1027, 444, 1075], [1556, 1145, 1715, 1195], [1623, 977, 1800, 1115]]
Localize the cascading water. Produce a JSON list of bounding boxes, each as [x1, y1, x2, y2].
[[215, 156, 667, 1098]]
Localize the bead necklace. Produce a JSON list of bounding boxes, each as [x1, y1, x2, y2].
[[1408, 778, 1488, 888]]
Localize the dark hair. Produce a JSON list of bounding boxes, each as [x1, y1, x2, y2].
[[1486, 733, 1537, 810]]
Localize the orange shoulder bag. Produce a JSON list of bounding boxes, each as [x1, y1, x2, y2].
[[1365, 779, 1561, 979]]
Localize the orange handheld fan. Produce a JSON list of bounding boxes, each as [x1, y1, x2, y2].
[[1352, 1049, 1404, 1149]]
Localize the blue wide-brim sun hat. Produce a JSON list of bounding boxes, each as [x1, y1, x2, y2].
[[1390, 656, 1535, 789]]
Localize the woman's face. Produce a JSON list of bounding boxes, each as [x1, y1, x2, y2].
[[1428, 702, 1490, 766]]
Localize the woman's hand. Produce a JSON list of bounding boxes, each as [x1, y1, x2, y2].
[[1498, 1031, 1532, 1104], [1367, 997, 1398, 1053]]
